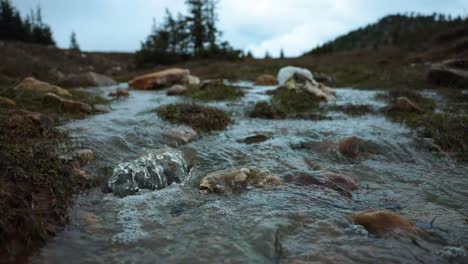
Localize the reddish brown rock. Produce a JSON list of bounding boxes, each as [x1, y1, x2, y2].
[[338, 136, 361, 158], [129, 68, 190, 90], [255, 74, 278, 86], [352, 209, 419, 236], [322, 172, 359, 191]]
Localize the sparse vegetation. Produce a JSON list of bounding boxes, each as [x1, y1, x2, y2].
[[157, 103, 231, 132], [250, 87, 327, 120], [185, 82, 244, 101]]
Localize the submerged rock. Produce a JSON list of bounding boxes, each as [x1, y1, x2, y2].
[[387, 97, 425, 113], [322, 172, 359, 191], [93, 104, 112, 113], [129, 68, 190, 90], [163, 126, 198, 144], [428, 59, 468, 88], [14, 77, 71, 97], [255, 74, 278, 86], [199, 167, 283, 195], [338, 136, 381, 159], [166, 84, 188, 96], [43, 93, 92, 114], [108, 148, 188, 197], [237, 134, 272, 145], [352, 209, 419, 236], [0, 96, 16, 106], [109, 87, 129, 98], [59, 72, 117, 87]]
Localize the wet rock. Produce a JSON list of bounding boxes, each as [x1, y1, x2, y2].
[[182, 75, 201, 87], [43, 93, 92, 114], [59, 72, 117, 87], [387, 97, 425, 113], [166, 84, 188, 96], [322, 172, 359, 191], [338, 136, 380, 159], [108, 148, 188, 197], [93, 104, 112, 113], [199, 167, 283, 195], [74, 149, 95, 162], [109, 87, 129, 98], [237, 134, 272, 145], [338, 136, 361, 158], [78, 211, 103, 234], [0, 96, 16, 106], [255, 74, 278, 86], [277, 66, 336, 101], [129, 68, 190, 90], [14, 77, 71, 97], [351, 209, 419, 236], [296, 174, 322, 186], [428, 59, 468, 88], [163, 126, 198, 144]]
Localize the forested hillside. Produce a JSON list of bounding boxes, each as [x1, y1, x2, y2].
[[306, 13, 468, 55]]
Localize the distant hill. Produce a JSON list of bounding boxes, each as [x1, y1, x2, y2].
[[305, 14, 468, 56]]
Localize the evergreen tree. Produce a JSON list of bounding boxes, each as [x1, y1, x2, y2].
[[264, 50, 271, 59], [69, 31, 79, 50], [280, 49, 285, 59]]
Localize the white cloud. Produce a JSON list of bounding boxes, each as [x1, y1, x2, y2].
[[12, 0, 468, 56]]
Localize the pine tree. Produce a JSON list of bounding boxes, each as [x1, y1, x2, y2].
[[280, 49, 285, 59], [264, 50, 271, 59], [70, 31, 79, 50]]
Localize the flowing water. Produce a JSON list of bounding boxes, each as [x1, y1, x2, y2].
[[34, 83, 467, 263]]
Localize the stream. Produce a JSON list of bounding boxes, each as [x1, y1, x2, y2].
[[33, 82, 468, 263]]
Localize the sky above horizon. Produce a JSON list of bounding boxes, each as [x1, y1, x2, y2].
[[12, 0, 468, 57]]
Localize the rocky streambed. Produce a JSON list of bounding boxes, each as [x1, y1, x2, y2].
[[32, 81, 467, 263]]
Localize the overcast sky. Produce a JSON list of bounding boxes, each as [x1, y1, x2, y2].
[[12, 0, 468, 57]]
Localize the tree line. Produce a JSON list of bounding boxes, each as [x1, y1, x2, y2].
[[136, 0, 243, 66], [306, 13, 468, 55], [0, 0, 55, 45]]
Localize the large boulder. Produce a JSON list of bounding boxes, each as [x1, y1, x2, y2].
[[0, 96, 16, 107], [199, 167, 283, 195], [255, 74, 278, 86], [352, 209, 419, 236], [277, 66, 336, 101], [43, 93, 92, 114], [14, 77, 71, 97], [107, 148, 188, 197], [428, 59, 468, 88], [59, 72, 117, 88], [129, 68, 190, 90]]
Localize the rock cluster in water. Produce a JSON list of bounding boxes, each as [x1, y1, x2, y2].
[[107, 148, 188, 197], [199, 166, 283, 195]]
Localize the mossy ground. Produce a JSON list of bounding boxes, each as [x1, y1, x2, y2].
[[185, 82, 245, 101], [250, 87, 328, 120], [0, 112, 87, 261], [0, 84, 104, 261], [376, 89, 467, 160], [157, 103, 232, 133], [0, 85, 110, 120]]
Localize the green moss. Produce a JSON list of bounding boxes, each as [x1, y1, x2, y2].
[[157, 103, 232, 133], [250, 87, 327, 120], [185, 82, 244, 101]]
